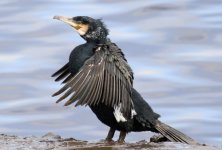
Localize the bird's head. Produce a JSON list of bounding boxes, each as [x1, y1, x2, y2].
[[53, 15, 109, 43]]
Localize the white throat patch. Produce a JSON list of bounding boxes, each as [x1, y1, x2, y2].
[[76, 24, 89, 35]]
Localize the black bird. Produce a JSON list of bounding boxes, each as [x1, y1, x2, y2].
[[52, 15, 196, 144]]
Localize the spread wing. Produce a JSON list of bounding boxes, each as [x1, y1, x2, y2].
[[51, 63, 74, 83], [52, 43, 134, 118]]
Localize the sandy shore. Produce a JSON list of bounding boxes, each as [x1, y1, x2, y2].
[[0, 133, 220, 150]]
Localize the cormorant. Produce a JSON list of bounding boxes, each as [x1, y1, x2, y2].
[[52, 15, 196, 144]]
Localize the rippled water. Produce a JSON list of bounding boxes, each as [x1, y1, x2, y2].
[[0, 0, 222, 146]]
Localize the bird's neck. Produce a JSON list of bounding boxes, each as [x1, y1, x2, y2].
[[87, 38, 108, 44], [81, 33, 109, 44]]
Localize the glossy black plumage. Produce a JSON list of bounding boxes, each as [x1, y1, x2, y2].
[[53, 41, 134, 119], [52, 16, 197, 145]]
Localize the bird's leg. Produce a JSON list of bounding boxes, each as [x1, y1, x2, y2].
[[105, 128, 115, 142], [117, 131, 127, 143]]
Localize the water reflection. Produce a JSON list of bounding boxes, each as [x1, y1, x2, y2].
[[0, 0, 221, 146]]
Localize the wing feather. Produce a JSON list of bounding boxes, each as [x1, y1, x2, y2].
[[62, 74, 74, 84], [52, 63, 69, 77], [54, 69, 70, 82], [52, 43, 134, 119]]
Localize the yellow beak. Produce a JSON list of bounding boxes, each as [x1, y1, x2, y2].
[[53, 15, 89, 35], [53, 15, 81, 30]]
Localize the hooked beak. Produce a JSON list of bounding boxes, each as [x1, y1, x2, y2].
[[53, 15, 81, 30], [53, 15, 89, 35]]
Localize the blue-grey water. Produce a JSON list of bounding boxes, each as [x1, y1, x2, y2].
[[0, 0, 222, 147]]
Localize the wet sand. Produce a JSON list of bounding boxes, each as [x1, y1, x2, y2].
[[0, 133, 220, 150]]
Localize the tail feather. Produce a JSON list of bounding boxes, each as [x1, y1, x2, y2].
[[155, 120, 197, 145]]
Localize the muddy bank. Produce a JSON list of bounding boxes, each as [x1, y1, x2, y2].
[[0, 133, 220, 150]]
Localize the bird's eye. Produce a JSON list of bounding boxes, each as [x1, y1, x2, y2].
[[82, 20, 89, 24]]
